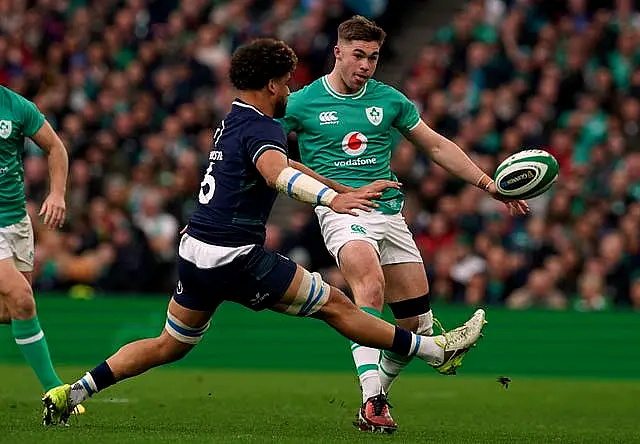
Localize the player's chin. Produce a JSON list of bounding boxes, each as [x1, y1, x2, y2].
[[351, 75, 368, 88]]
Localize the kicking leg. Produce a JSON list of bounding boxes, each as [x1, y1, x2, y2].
[[270, 264, 480, 433], [270, 265, 449, 367], [42, 297, 214, 425], [379, 262, 432, 393]]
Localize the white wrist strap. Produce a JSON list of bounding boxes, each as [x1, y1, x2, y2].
[[275, 167, 338, 206]]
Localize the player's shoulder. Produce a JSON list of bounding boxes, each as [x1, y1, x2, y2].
[[0, 85, 22, 104], [289, 78, 324, 102], [0, 85, 33, 103], [366, 79, 408, 101], [239, 112, 286, 142]]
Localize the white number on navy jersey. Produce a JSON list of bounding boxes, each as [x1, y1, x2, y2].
[[198, 121, 224, 204], [198, 162, 216, 204]]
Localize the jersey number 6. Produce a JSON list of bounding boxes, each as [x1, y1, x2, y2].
[[198, 123, 224, 204], [198, 162, 215, 204]]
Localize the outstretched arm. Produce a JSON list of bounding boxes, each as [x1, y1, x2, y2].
[[30, 120, 69, 228], [255, 150, 391, 216], [288, 159, 354, 193], [406, 120, 529, 216], [407, 120, 493, 190]]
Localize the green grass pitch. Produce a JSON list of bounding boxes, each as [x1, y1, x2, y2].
[[1, 365, 639, 444]]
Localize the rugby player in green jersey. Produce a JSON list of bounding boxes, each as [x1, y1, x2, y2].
[[0, 86, 84, 417], [279, 16, 528, 432]]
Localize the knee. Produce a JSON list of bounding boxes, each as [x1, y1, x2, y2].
[[4, 284, 35, 320]]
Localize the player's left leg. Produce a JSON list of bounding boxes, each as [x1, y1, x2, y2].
[[379, 262, 432, 392], [378, 212, 483, 388], [42, 297, 215, 425]]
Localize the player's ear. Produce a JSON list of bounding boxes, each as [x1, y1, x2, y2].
[[334, 44, 341, 60], [267, 79, 278, 96]]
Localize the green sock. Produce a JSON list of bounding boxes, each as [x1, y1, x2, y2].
[[12, 317, 63, 391]]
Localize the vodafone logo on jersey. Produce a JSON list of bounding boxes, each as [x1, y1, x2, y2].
[[341, 132, 368, 156]]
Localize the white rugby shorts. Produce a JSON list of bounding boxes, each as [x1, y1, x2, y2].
[[314, 207, 422, 266], [0, 215, 34, 272]]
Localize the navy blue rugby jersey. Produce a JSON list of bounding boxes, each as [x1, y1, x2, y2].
[[186, 99, 288, 247]]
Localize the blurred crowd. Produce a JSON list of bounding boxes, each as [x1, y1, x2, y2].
[[1, 0, 401, 292], [1, 0, 638, 310], [391, 0, 640, 311]]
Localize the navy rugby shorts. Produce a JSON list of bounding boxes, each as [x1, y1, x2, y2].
[[173, 234, 297, 312]]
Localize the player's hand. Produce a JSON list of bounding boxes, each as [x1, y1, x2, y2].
[[329, 189, 383, 216], [356, 180, 402, 194], [486, 182, 530, 216], [40, 192, 66, 229]]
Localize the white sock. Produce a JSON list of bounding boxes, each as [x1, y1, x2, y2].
[[351, 342, 383, 403], [413, 335, 445, 365], [379, 311, 434, 392], [69, 372, 97, 407]]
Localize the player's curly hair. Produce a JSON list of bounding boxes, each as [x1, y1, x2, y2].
[[338, 16, 386, 44], [229, 38, 298, 91]]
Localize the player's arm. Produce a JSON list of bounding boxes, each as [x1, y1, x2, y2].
[[406, 120, 529, 215], [407, 120, 493, 191], [30, 120, 69, 228], [256, 150, 386, 216], [287, 159, 354, 193]]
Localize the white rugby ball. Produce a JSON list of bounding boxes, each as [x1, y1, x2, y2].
[[494, 149, 559, 199]]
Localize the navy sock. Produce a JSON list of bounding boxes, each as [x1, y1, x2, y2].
[[390, 326, 413, 356], [89, 361, 117, 391]]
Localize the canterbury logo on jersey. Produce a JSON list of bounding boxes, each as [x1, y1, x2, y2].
[[318, 111, 339, 125]]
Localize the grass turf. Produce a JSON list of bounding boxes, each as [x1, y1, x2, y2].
[[1, 365, 639, 443]]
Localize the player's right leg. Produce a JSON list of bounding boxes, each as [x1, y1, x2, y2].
[[42, 247, 217, 425], [337, 241, 396, 431], [42, 296, 214, 425], [269, 264, 487, 433], [0, 222, 63, 393], [314, 207, 391, 429]]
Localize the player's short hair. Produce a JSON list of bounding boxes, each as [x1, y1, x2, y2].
[[338, 15, 386, 45], [229, 38, 298, 91]]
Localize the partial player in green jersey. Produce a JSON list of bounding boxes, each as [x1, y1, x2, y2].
[[0, 86, 80, 411], [279, 16, 529, 433]]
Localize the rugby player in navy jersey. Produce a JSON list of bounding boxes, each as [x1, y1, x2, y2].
[[42, 39, 486, 427]]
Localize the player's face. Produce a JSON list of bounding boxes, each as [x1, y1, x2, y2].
[[335, 40, 380, 91], [270, 73, 291, 119]]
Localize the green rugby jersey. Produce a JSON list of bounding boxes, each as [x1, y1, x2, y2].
[[0, 86, 45, 227], [279, 76, 420, 214]]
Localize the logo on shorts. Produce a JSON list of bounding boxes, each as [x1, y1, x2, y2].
[[176, 280, 183, 295], [366, 106, 383, 126], [0, 120, 12, 139], [319, 111, 339, 125], [350, 224, 366, 234], [250, 292, 270, 306], [341, 132, 368, 156]]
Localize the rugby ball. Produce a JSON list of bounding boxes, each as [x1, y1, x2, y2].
[[494, 149, 559, 199]]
